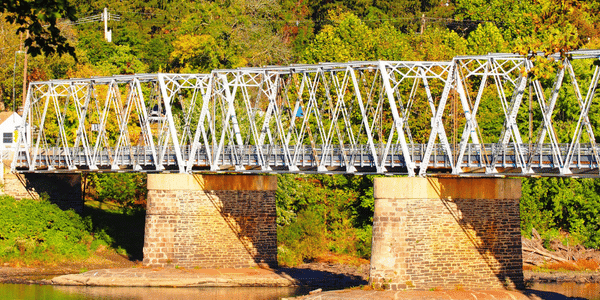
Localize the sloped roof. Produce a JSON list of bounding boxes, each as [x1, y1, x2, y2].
[[0, 112, 15, 125]]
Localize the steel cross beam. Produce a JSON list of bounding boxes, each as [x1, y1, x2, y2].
[[11, 50, 600, 177]]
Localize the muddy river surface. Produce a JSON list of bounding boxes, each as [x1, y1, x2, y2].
[[1, 283, 598, 300]]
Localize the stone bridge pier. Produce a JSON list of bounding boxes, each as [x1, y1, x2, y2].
[[369, 177, 524, 290], [142, 174, 277, 268], [2, 172, 83, 213]]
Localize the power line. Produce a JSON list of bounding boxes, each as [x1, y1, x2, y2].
[[65, 7, 500, 27], [63, 8, 121, 42]]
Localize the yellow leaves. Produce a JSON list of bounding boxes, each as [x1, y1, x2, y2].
[[302, 13, 373, 64], [527, 56, 560, 80], [170, 33, 250, 72], [66, 64, 105, 79], [171, 34, 219, 64], [519, 67, 528, 77], [582, 37, 600, 50], [521, 0, 598, 54]]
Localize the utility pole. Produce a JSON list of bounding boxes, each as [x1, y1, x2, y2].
[[420, 14, 426, 34], [103, 7, 112, 42], [12, 32, 26, 113], [65, 7, 120, 42], [21, 31, 29, 109], [11, 51, 23, 111]]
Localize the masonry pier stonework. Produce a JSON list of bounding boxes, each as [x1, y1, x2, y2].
[[143, 174, 278, 268], [369, 177, 524, 290], [3, 172, 83, 213]]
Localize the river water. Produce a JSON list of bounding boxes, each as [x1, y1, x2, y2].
[[0, 284, 306, 299], [530, 282, 599, 300], [1, 283, 598, 300]]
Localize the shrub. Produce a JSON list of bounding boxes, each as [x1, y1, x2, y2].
[[0, 195, 111, 263], [276, 174, 377, 266], [521, 178, 600, 249], [87, 173, 147, 210], [277, 208, 328, 266]]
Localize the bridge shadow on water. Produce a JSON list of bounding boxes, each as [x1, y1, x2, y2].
[[522, 290, 588, 300], [275, 265, 368, 290]]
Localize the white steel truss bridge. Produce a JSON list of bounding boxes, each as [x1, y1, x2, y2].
[[10, 50, 600, 177]]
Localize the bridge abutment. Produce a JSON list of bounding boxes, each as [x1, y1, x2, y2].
[[3, 172, 83, 213], [143, 174, 277, 268], [369, 177, 524, 290]]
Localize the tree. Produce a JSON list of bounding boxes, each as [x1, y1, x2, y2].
[[521, 178, 600, 248], [455, 0, 534, 43], [466, 22, 508, 55], [302, 12, 375, 63], [456, 0, 600, 54], [90, 173, 147, 210], [0, 0, 77, 57], [169, 0, 293, 72], [0, 17, 22, 109]]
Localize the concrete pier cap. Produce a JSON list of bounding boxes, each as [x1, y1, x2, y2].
[[370, 177, 524, 291], [147, 173, 277, 191], [373, 177, 522, 200]]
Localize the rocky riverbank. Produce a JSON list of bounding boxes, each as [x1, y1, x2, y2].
[[0, 262, 369, 288], [525, 270, 600, 284], [3, 261, 600, 289], [1, 242, 599, 289]]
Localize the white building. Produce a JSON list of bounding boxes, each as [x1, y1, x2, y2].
[[0, 111, 22, 152], [0, 111, 23, 182]]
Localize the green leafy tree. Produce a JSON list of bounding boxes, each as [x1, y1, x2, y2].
[[455, 0, 534, 43], [521, 178, 600, 248], [277, 174, 375, 265], [0, 195, 111, 262], [170, 0, 292, 72], [456, 0, 600, 54], [90, 173, 147, 210], [466, 22, 508, 54], [303, 12, 414, 63], [408, 26, 468, 60], [1, 0, 77, 57]]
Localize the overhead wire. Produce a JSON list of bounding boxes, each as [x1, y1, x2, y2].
[[60, 8, 498, 28]]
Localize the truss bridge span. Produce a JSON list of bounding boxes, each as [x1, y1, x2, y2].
[[11, 50, 600, 177]]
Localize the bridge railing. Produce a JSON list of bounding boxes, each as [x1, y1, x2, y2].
[[12, 142, 600, 175]]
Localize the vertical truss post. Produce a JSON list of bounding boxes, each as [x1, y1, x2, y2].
[[418, 64, 455, 176], [378, 62, 409, 175], [188, 74, 215, 172], [158, 74, 185, 173], [11, 84, 33, 172]]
